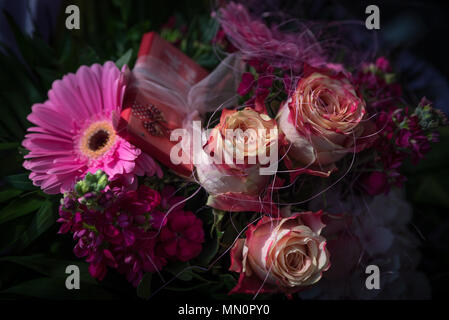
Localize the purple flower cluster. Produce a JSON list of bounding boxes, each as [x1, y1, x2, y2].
[[361, 100, 443, 195], [351, 57, 446, 195], [58, 172, 204, 286], [237, 60, 274, 111], [353, 57, 403, 111]]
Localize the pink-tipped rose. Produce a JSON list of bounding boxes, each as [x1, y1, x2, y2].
[[196, 108, 279, 212], [229, 209, 330, 295], [278, 66, 373, 179]]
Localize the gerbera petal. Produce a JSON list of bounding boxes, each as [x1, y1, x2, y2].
[[49, 76, 89, 120], [101, 62, 123, 114], [27, 104, 73, 137], [134, 152, 163, 178], [76, 65, 103, 116], [117, 141, 141, 161], [23, 133, 73, 152], [47, 163, 85, 174]]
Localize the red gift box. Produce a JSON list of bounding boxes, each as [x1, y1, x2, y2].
[[118, 32, 209, 177]]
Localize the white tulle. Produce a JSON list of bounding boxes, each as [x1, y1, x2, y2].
[[131, 53, 245, 128], [127, 53, 245, 166]]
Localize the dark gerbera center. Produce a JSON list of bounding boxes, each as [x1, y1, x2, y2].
[[88, 129, 110, 151], [79, 120, 116, 159]]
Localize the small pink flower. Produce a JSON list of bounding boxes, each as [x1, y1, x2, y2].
[[361, 171, 389, 196], [237, 72, 255, 96], [353, 58, 402, 111], [395, 129, 412, 148], [156, 210, 204, 262], [119, 185, 161, 215], [375, 56, 391, 72]]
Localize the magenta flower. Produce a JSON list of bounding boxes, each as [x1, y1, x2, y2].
[[22, 62, 162, 194], [211, 28, 237, 53], [361, 171, 389, 196], [395, 129, 412, 148], [155, 186, 204, 261], [353, 58, 402, 111], [156, 209, 204, 262], [58, 177, 168, 285], [237, 72, 255, 96], [58, 172, 206, 286], [357, 93, 445, 195], [375, 56, 392, 72]]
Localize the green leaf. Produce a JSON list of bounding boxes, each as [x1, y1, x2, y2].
[[195, 235, 219, 267], [2, 91, 33, 129], [0, 142, 19, 151], [10, 200, 55, 251], [218, 274, 237, 291], [0, 102, 25, 139], [196, 53, 220, 69], [193, 209, 224, 266], [165, 261, 193, 281], [3, 173, 36, 191], [0, 189, 23, 203], [199, 16, 218, 43], [0, 197, 43, 225], [35, 66, 61, 90], [136, 273, 152, 299], [211, 209, 226, 238], [115, 48, 133, 69]]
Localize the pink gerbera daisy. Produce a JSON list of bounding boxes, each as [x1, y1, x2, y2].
[[22, 61, 162, 194]]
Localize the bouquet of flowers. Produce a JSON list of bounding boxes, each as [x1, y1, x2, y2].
[[4, 1, 447, 300]]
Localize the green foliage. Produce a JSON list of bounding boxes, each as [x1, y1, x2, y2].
[[4, 173, 38, 191], [74, 170, 109, 195], [0, 197, 44, 225], [137, 273, 153, 300], [165, 261, 194, 281], [115, 48, 133, 69]]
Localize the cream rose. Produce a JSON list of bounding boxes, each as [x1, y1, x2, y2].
[[229, 209, 330, 295], [278, 68, 372, 178], [196, 108, 279, 212], [208, 108, 278, 166]]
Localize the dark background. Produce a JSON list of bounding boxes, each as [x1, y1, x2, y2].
[[0, 0, 448, 299]]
